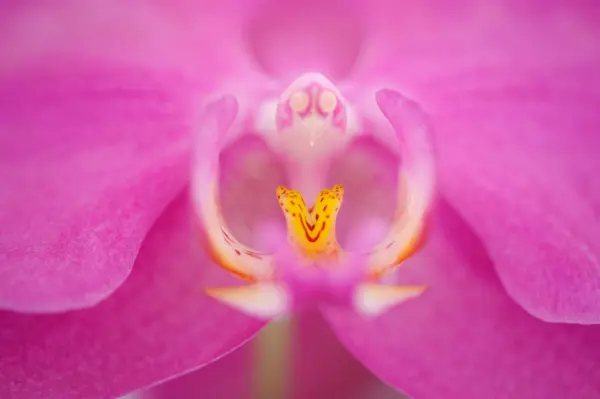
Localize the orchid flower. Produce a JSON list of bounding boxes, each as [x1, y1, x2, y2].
[[1, 1, 600, 399]]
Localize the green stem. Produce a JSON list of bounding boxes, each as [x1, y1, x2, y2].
[[253, 316, 293, 399]]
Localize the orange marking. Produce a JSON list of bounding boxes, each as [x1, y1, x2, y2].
[[198, 231, 257, 282], [297, 214, 327, 243], [369, 214, 430, 279]]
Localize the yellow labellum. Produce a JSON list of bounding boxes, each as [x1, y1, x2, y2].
[[276, 184, 343, 262]]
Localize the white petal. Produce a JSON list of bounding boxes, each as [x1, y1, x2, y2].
[[205, 283, 290, 319], [353, 283, 426, 317]]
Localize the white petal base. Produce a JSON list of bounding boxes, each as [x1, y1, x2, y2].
[[353, 284, 427, 317], [205, 283, 290, 319]]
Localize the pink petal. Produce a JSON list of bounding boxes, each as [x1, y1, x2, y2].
[[428, 68, 600, 323], [324, 203, 600, 399], [349, 0, 600, 322], [355, 1, 599, 91], [0, 65, 193, 312], [1, 0, 276, 313], [0, 2, 256, 77], [292, 310, 402, 399], [132, 338, 253, 399], [244, 0, 364, 81], [0, 195, 265, 399]]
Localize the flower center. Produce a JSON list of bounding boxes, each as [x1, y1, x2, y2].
[[277, 184, 343, 262], [194, 75, 435, 319], [260, 72, 358, 168]]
